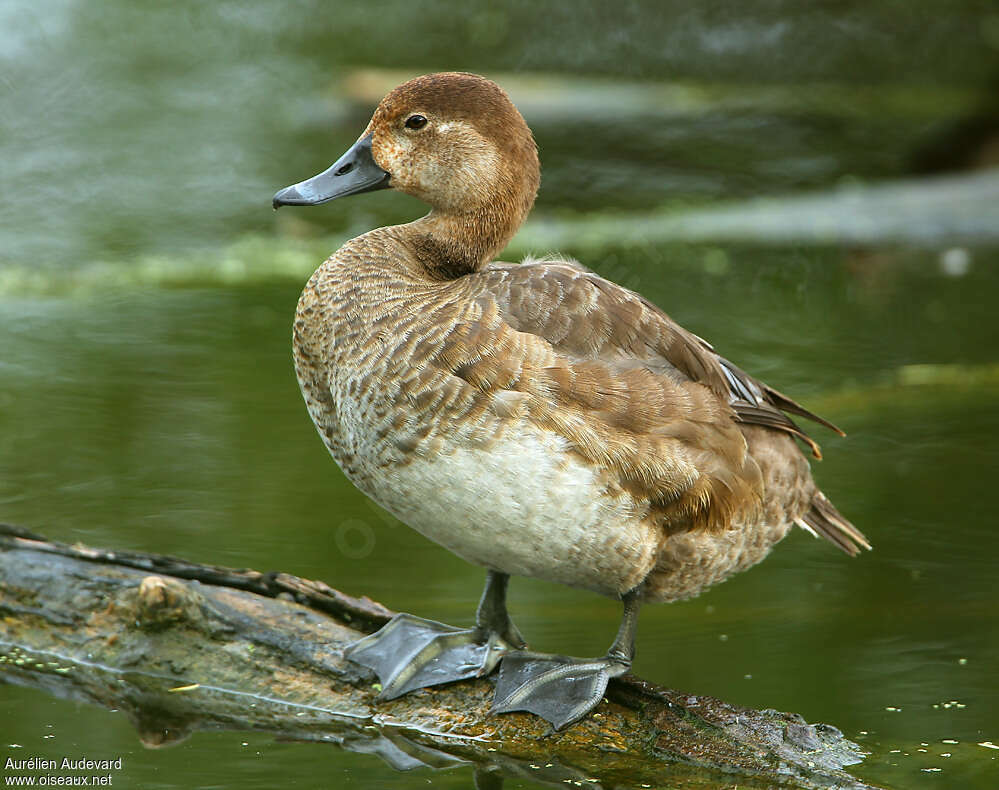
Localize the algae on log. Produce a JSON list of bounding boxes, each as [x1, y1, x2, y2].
[[0, 524, 879, 790]]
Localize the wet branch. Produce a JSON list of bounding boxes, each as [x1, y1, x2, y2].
[[0, 523, 879, 790]]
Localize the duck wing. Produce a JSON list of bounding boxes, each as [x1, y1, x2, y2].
[[474, 259, 841, 457], [427, 259, 752, 534], [432, 257, 864, 550]]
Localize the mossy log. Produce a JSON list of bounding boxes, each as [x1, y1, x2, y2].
[[0, 523, 879, 790]]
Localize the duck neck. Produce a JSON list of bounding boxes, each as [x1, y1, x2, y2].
[[408, 201, 526, 280]]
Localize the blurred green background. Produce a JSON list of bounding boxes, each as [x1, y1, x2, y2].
[[2, 1, 998, 788]]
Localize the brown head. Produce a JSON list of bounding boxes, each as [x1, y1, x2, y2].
[[274, 72, 540, 277]]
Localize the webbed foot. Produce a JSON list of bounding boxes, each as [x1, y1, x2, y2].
[[491, 651, 630, 730], [345, 571, 525, 700], [492, 588, 642, 730], [344, 612, 517, 699]]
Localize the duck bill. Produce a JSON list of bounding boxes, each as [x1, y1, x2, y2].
[[272, 133, 391, 208]]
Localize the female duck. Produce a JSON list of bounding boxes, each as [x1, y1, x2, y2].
[[273, 72, 869, 730]]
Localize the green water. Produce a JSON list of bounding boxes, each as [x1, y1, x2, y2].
[[3, 1, 999, 788]]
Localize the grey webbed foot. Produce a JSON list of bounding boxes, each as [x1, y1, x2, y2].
[[344, 613, 513, 699], [492, 588, 642, 730], [491, 651, 629, 730], [344, 570, 525, 700]]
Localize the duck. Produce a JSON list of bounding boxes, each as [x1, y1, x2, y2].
[[273, 71, 871, 730]]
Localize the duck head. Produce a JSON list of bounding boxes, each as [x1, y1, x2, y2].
[[274, 72, 540, 277]]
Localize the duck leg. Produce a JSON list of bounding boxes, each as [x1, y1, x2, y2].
[[344, 570, 526, 700], [491, 590, 641, 730]]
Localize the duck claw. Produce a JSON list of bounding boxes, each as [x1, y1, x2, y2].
[[344, 613, 512, 700], [491, 651, 630, 730]]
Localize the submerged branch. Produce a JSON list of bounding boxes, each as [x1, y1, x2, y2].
[[0, 523, 879, 790]]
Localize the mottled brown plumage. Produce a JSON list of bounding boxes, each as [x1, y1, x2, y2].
[[288, 72, 869, 608]]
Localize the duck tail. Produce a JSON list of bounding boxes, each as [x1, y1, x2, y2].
[[795, 491, 871, 557]]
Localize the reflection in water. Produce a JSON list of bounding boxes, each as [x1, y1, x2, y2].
[[0, 645, 690, 790]]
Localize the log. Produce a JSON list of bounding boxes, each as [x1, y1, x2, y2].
[[0, 523, 879, 789]]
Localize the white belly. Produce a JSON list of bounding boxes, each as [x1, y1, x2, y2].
[[357, 427, 659, 598]]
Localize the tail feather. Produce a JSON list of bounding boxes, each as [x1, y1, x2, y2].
[[796, 492, 871, 556]]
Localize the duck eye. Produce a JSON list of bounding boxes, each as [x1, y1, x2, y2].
[[405, 114, 428, 130]]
